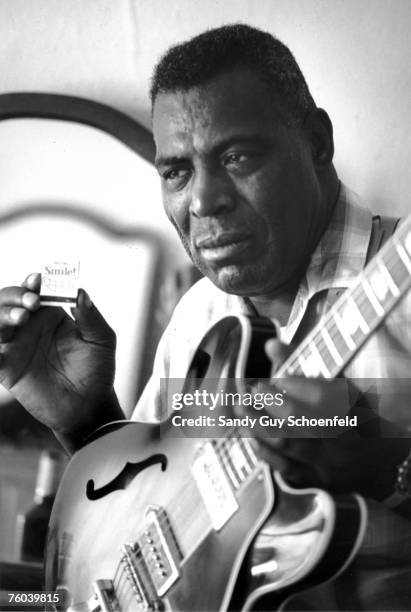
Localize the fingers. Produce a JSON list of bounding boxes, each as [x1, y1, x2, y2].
[[0, 281, 41, 341], [265, 338, 290, 373], [252, 375, 352, 420], [22, 272, 41, 293], [71, 289, 116, 348], [252, 436, 323, 488]]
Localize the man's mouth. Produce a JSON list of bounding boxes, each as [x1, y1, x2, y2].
[[195, 232, 252, 262]]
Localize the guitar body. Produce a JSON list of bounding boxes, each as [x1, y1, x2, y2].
[[45, 421, 365, 612], [46, 420, 275, 611], [45, 217, 411, 610]]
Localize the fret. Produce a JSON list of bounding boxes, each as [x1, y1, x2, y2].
[[335, 296, 369, 339], [272, 218, 411, 381], [240, 437, 258, 467], [225, 437, 251, 482], [326, 322, 351, 364], [294, 341, 332, 378], [352, 286, 376, 325], [219, 441, 241, 489], [406, 232, 411, 255], [361, 277, 384, 316], [224, 437, 246, 486], [346, 296, 370, 333], [395, 239, 411, 275], [376, 257, 400, 296], [283, 360, 303, 376], [379, 262, 399, 296], [406, 229, 411, 255], [368, 265, 392, 303], [237, 437, 258, 472], [333, 309, 356, 350], [297, 353, 312, 377], [297, 351, 321, 377], [314, 334, 340, 376], [309, 340, 331, 377], [320, 325, 344, 366], [382, 256, 409, 290]]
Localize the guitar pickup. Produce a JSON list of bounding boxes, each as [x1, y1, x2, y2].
[[138, 507, 182, 598]]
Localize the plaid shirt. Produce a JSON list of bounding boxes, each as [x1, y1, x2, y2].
[[132, 183, 411, 610], [133, 182, 411, 426]]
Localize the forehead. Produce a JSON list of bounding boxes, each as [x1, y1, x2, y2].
[[152, 69, 287, 156]]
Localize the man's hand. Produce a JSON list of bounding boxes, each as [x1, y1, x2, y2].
[[237, 339, 410, 502], [0, 273, 124, 451]]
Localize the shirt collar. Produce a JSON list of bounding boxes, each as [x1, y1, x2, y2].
[[304, 182, 373, 299], [281, 183, 373, 342], [240, 183, 374, 342]]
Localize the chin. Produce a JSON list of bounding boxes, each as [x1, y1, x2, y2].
[[207, 264, 265, 296]]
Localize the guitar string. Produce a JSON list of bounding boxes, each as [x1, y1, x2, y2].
[[275, 241, 411, 378], [107, 429, 259, 598], [113, 561, 147, 609], [287, 232, 408, 370], [283, 277, 407, 378], [111, 241, 410, 570], [108, 226, 411, 600], [170, 245, 411, 493], [306, 236, 410, 373], [113, 567, 132, 606], [312, 249, 408, 372], [278, 254, 403, 376], [116, 580, 135, 612]]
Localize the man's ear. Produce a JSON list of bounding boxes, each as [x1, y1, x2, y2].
[[303, 108, 334, 167]]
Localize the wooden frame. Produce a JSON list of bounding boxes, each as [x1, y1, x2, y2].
[[0, 91, 162, 400]]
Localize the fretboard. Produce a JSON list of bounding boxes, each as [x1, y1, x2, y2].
[[275, 216, 411, 380]]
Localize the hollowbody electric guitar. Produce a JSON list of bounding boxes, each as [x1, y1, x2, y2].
[[45, 217, 411, 611]]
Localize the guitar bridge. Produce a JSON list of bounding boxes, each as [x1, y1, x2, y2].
[[139, 506, 182, 597], [92, 579, 119, 612]]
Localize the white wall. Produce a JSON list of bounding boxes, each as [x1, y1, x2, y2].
[[0, 118, 187, 412], [133, 0, 411, 215], [1, 0, 409, 215]]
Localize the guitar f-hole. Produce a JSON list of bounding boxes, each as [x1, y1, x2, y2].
[[86, 454, 168, 501]]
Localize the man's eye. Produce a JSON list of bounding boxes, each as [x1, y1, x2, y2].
[[161, 167, 191, 189], [224, 153, 249, 166]]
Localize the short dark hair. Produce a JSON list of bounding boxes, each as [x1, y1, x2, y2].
[[150, 24, 316, 123]]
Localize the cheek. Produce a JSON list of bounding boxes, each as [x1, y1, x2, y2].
[[163, 192, 186, 229], [162, 195, 194, 251]]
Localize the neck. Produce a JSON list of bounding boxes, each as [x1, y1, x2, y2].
[[246, 283, 299, 325], [247, 174, 340, 324]]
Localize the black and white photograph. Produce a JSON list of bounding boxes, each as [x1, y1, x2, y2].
[[0, 1, 410, 610]]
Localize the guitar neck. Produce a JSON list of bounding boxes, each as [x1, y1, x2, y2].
[[275, 216, 411, 380]]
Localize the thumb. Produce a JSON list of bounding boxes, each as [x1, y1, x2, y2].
[[71, 289, 116, 347], [265, 338, 291, 375]]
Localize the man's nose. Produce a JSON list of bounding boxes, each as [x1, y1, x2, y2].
[[189, 169, 236, 218]]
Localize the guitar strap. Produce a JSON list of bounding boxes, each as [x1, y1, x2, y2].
[[365, 214, 401, 264]]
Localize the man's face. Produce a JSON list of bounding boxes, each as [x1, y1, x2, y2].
[[153, 68, 325, 297]]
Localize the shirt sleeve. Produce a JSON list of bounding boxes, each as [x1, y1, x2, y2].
[[129, 277, 235, 423]]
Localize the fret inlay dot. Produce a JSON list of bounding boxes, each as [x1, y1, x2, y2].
[[229, 443, 248, 473], [301, 354, 321, 377], [341, 303, 360, 334], [370, 271, 388, 301]]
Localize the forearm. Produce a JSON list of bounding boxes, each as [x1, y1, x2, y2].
[[54, 389, 125, 455]]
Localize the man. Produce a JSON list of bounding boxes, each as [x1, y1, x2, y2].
[[0, 24, 410, 610]]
